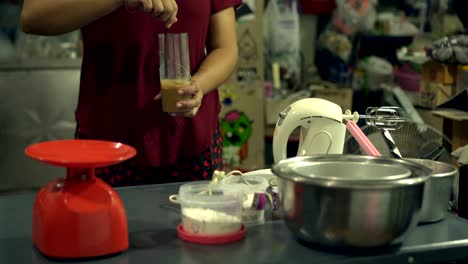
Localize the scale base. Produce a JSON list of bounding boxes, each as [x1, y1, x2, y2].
[[32, 177, 129, 259]]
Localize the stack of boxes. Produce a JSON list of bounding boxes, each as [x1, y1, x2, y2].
[[419, 60, 457, 109], [417, 59, 468, 153], [218, 0, 265, 171], [423, 61, 468, 218]]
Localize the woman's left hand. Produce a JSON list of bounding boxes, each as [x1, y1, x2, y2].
[[173, 81, 203, 117], [154, 80, 203, 118]]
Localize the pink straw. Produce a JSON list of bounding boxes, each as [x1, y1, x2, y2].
[[346, 121, 382, 157]]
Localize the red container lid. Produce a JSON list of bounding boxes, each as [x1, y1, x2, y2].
[[24, 139, 137, 168], [177, 224, 246, 245]]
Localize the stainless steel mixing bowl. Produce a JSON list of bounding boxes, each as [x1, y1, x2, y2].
[[271, 155, 432, 248], [406, 159, 459, 223]]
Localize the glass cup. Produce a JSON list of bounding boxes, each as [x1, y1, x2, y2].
[[159, 33, 191, 113]]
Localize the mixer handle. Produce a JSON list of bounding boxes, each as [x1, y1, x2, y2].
[[273, 122, 299, 163], [304, 131, 333, 155]]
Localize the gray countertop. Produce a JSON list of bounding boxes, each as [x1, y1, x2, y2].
[[2, 182, 468, 264]]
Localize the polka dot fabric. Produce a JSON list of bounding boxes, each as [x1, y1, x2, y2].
[[75, 126, 223, 187]]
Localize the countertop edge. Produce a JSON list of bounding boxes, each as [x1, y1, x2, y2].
[[0, 59, 82, 71]]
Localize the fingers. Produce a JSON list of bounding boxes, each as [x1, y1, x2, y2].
[[162, 0, 177, 28], [156, 0, 172, 21], [176, 96, 201, 110], [178, 83, 199, 96], [139, 0, 153, 13], [152, 0, 178, 28], [164, 81, 202, 118], [175, 85, 203, 111], [168, 91, 202, 118], [136, 0, 178, 28], [153, 92, 161, 100], [152, 0, 164, 16]]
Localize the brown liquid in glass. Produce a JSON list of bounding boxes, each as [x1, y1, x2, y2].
[[161, 79, 191, 113]]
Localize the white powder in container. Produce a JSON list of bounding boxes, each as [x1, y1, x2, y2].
[[182, 208, 242, 236]]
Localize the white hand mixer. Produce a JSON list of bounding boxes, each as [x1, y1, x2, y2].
[[272, 98, 405, 163]]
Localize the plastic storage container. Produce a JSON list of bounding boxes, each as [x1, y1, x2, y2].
[[178, 181, 243, 236], [360, 56, 394, 91], [395, 65, 421, 92], [220, 175, 270, 224]]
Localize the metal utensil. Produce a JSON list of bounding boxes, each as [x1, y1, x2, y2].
[[272, 155, 432, 248], [344, 122, 452, 163], [360, 107, 406, 130], [363, 107, 405, 159]]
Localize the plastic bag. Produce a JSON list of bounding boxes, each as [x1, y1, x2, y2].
[[318, 0, 377, 62], [332, 0, 376, 36], [264, 0, 300, 54], [264, 0, 302, 89], [427, 34, 468, 65]]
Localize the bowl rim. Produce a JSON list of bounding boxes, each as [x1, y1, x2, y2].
[[271, 155, 432, 188], [404, 158, 459, 179]]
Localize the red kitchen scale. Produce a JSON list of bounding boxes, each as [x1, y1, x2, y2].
[[24, 139, 137, 259]]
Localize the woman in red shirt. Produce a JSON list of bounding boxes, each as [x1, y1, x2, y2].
[[21, 0, 242, 186]]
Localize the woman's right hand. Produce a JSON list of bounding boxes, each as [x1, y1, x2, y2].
[[127, 0, 178, 28]]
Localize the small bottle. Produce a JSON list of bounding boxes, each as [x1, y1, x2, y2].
[[270, 186, 283, 220]]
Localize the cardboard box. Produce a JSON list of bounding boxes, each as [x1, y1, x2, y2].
[[432, 110, 468, 152], [219, 0, 265, 172], [432, 109, 468, 211], [418, 81, 455, 109], [236, 0, 264, 81], [264, 91, 310, 125], [443, 14, 464, 35], [219, 81, 265, 171], [416, 107, 443, 132], [422, 60, 457, 85]]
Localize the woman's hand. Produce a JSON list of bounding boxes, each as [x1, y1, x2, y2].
[[171, 80, 203, 118], [154, 80, 203, 118], [127, 0, 178, 28]]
